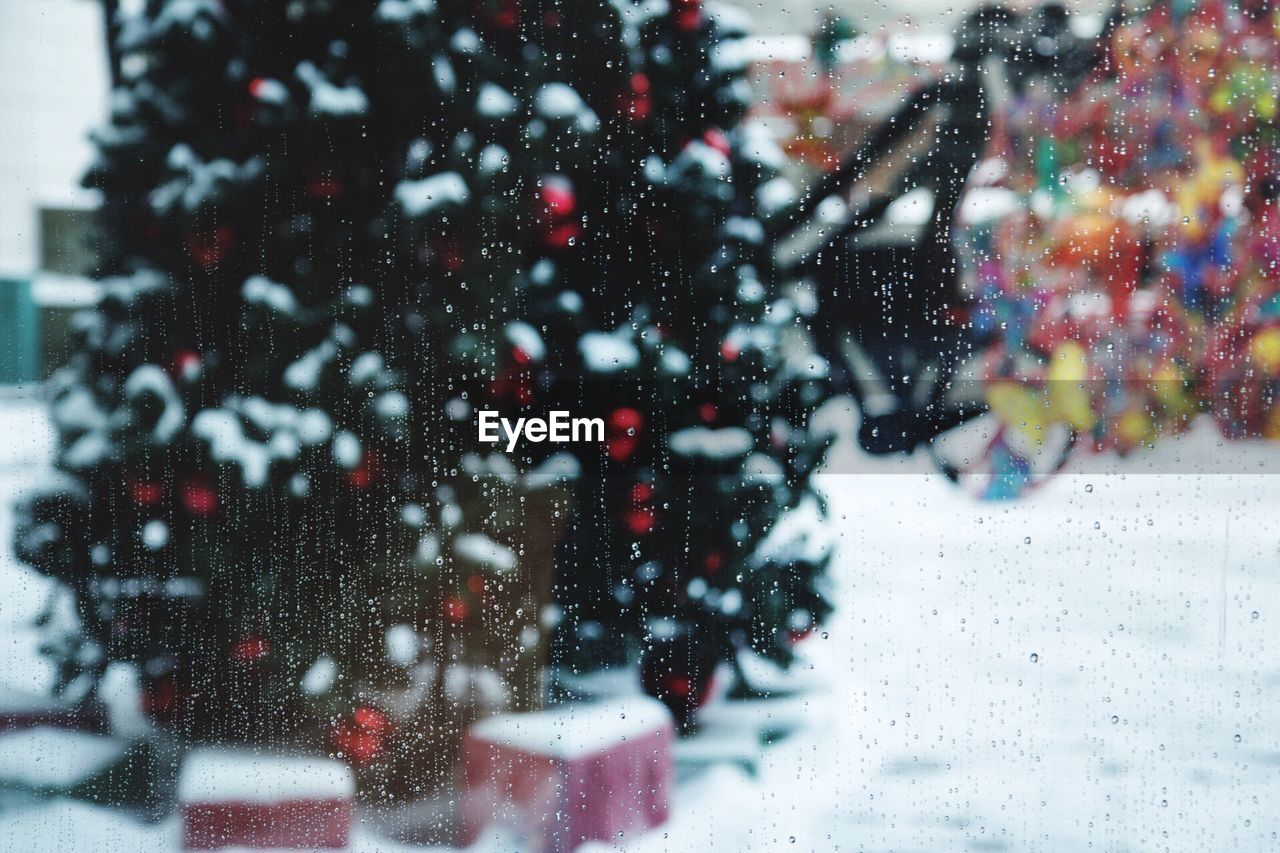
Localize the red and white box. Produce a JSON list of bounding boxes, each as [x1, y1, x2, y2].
[[461, 697, 675, 852], [178, 748, 354, 850]]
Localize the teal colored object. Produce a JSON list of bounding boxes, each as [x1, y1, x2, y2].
[[0, 275, 39, 386]]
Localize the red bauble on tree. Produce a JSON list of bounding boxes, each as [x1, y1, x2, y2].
[[232, 635, 271, 663], [617, 73, 653, 122], [701, 128, 731, 158], [185, 225, 237, 269], [536, 177, 581, 250], [181, 477, 219, 517], [127, 478, 164, 507], [671, 0, 703, 32], [606, 407, 644, 462], [332, 706, 390, 764], [347, 452, 381, 490]]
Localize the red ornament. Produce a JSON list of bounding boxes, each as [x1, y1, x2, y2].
[[537, 178, 581, 250], [444, 596, 470, 623], [606, 407, 644, 462], [701, 128, 731, 158], [478, 0, 520, 29], [698, 402, 717, 423], [720, 339, 741, 362], [671, 0, 702, 31], [618, 73, 653, 122], [172, 350, 202, 382], [702, 551, 724, 573], [128, 479, 164, 507], [232, 635, 271, 662], [307, 176, 346, 199], [181, 478, 219, 517], [353, 706, 390, 736], [625, 507, 657, 536], [431, 235, 466, 272], [347, 452, 381, 490], [185, 225, 237, 269], [332, 725, 383, 764], [630, 482, 653, 504]]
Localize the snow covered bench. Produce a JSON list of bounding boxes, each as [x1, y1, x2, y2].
[[178, 749, 354, 849], [460, 697, 674, 852]]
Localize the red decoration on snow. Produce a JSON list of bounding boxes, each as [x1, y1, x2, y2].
[[606, 407, 644, 462], [181, 478, 219, 517], [537, 178, 581, 250], [231, 635, 271, 663], [698, 402, 717, 423], [185, 225, 237, 269], [720, 339, 741, 362], [127, 479, 164, 507], [671, 0, 703, 31]]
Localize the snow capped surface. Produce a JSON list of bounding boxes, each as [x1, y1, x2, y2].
[[123, 364, 184, 443], [453, 533, 517, 573], [296, 61, 368, 117], [178, 748, 355, 804], [524, 452, 581, 490], [301, 656, 337, 695], [0, 728, 125, 789], [468, 697, 673, 759], [477, 143, 509, 176], [332, 430, 363, 469], [191, 409, 271, 487], [284, 339, 338, 392], [668, 426, 754, 460], [396, 171, 469, 217], [241, 275, 298, 315], [534, 83, 599, 133], [755, 176, 797, 219], [374, 0, 436, 23], [579, 330, 640, 373], [503, 321, 545, 361], [476, 83, 517, 118]]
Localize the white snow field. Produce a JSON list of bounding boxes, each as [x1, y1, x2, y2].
[[2, 395, 1280, 851]]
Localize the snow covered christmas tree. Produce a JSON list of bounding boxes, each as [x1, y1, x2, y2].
[[15, 0, 832, 786]]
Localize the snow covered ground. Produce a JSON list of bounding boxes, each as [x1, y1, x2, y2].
[[2, 394, 1280, 851]]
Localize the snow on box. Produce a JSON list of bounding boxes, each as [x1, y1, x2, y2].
[[178, 748, 354, 804], [0, 727, 125, 789], [467, 697, 671, 760]]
